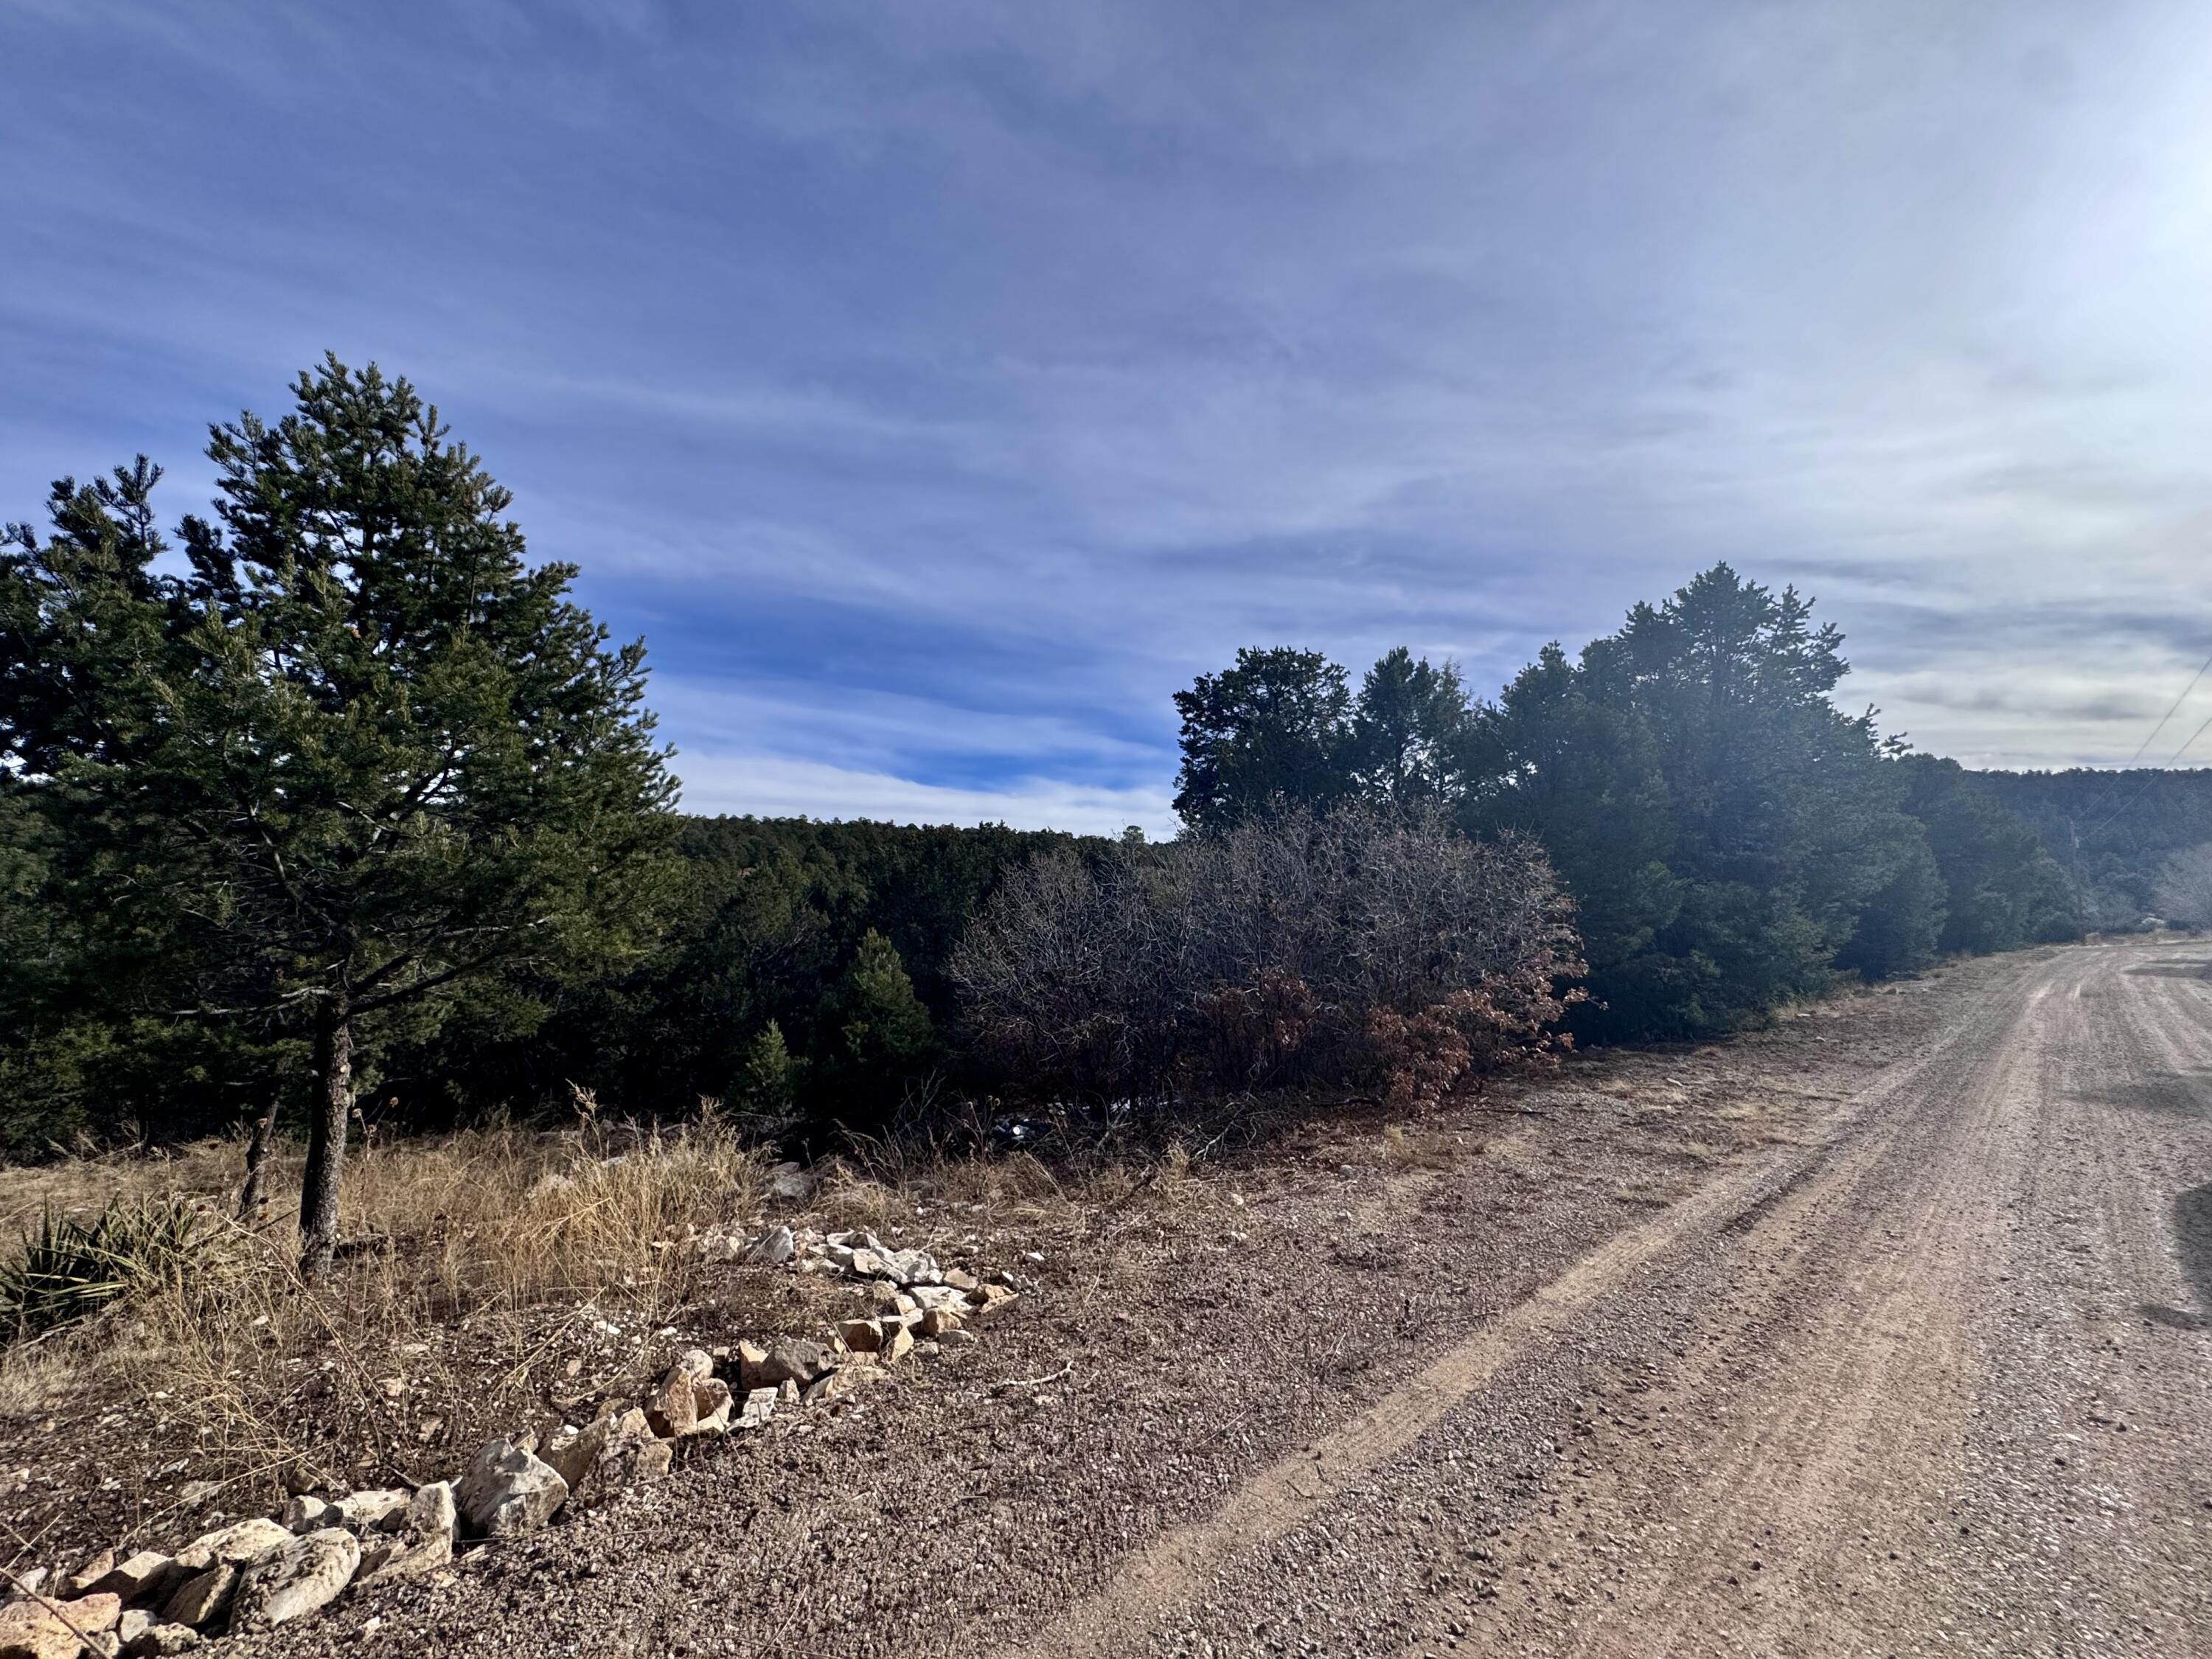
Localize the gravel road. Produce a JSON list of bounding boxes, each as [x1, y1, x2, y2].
[[272, 940, 2212, 1658]]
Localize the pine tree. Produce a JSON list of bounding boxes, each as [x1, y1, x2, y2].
[[0, 358, 677, 1276]]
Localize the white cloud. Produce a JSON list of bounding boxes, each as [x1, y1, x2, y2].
[[671, 753, 1175, 838]]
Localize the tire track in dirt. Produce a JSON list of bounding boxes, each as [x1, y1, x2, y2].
[[995, 957, 2053, 1659]]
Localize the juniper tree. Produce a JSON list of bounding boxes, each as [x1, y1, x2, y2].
[[0, 358, 676, 1276]]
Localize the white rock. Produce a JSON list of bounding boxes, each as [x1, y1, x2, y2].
[[768, 1162, 813, 1201], [455, 1439, 568, 1537], [355, 1483, 455, 1585], [229, 1528, 359, 1630], [736, 1388, 777, 1430], [743, 1225, 795, 1266]]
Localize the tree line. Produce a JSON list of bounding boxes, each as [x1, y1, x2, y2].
[[0, 358, 2154, 1275], [1171, 569, 2076, 1040]]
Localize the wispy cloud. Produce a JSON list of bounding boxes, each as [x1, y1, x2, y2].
[[7, 0, 2212, 807]]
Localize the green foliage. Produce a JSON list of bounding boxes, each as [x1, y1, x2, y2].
[[1973, 768, 2212, 929], [1, 1197, 213, 1342], [1172, 647, 1354, 827], [1469, 566, 1935, 1036], [734, 1019, 799, 1119], [804, 930, 934, 1136], [1894, 757, 2074, 952], [2, 361, 678, 1251]]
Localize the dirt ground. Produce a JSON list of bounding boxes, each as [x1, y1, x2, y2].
[[20, 939, 2212, 1657]]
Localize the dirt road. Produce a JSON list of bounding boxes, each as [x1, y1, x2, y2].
[[279, 941, 2212, 1658]]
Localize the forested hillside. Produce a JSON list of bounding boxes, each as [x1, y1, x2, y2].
[[1969, 768, 2212, 929]]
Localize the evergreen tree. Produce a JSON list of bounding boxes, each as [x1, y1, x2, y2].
[[1470, 566, 1937, 1037], [1172, 647, 1352, 828], [806, 929, 933, 1136], [0, 359, 676, 1274], [1346, 647, 1479, 809]]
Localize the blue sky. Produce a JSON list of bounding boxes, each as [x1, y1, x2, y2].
[[7, 1, 2212, 833]]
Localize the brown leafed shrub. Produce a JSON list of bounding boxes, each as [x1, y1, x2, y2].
[[952, 804, 1585, 1111]]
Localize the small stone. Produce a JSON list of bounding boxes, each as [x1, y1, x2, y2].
[[910, 1284, 968, 1313], [171, 1518, 291, 1576], [455, 1439, 568, 1538], [879, 1324, 914, 1364], [743, 1226, 795, 1266], [159, 1565, 237, 1631], [333, 1489, 411, 1531], [846, 1248, 887, 1279], [939, 1267, 981, 1293], [280, 1496, 339, 1534], [736, 1388, 777, 1430], [837, 1318, 884, 1353], [229, 1528, 359, 1630], [0, 1593, 120, 1659], [740, 1338, 827, 1388], [86, 1552, 178, 1607], [917, 1307, 964, 1338]]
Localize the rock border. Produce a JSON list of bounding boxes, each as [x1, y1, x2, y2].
[[1, 1225, 1018, 1655]]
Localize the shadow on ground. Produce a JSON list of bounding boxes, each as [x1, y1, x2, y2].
[[2093, 1071, 2212, 1118], [2140, 1183, 2212, 1332]]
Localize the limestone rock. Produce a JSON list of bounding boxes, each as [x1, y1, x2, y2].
[[120, 1618, 201, 1657], [280, 1496, 339, 1534], [736, 1387, 778, 1430], [0, 1593, 120, 1659], [229, 1528, 359, 1631], [743, 1225, 795, 1266], [738, 1337, 827, 1389], [84, 1552, 178, 1607], [171, 1518, 291, 1575], [356, 1482, 455, 1586], [456, 1438, 568, 1538], [333, 1489, 411, 1531], [158, 1565, 237, 1632]]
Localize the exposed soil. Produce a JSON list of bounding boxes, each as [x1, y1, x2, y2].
[[23, 939, 2212, 1656]]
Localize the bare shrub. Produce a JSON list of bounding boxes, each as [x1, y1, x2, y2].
[[952, 804, 1584, 1111]]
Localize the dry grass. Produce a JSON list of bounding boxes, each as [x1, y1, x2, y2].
[[0, 1115, 788, 1537]]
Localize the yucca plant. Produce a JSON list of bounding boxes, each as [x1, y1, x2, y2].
[[0, 1197, 212, 1342]]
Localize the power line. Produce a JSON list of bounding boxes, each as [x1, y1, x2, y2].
[[2078, 648, 2212, 823], [2079, 700, 2212, 849]]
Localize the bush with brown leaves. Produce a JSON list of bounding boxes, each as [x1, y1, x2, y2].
[[953, 804, 1584, 1112]]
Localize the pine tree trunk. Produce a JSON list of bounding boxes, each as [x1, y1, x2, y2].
[[299, 1000, 353, 1281], [236, 1095, 282, 1222]]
